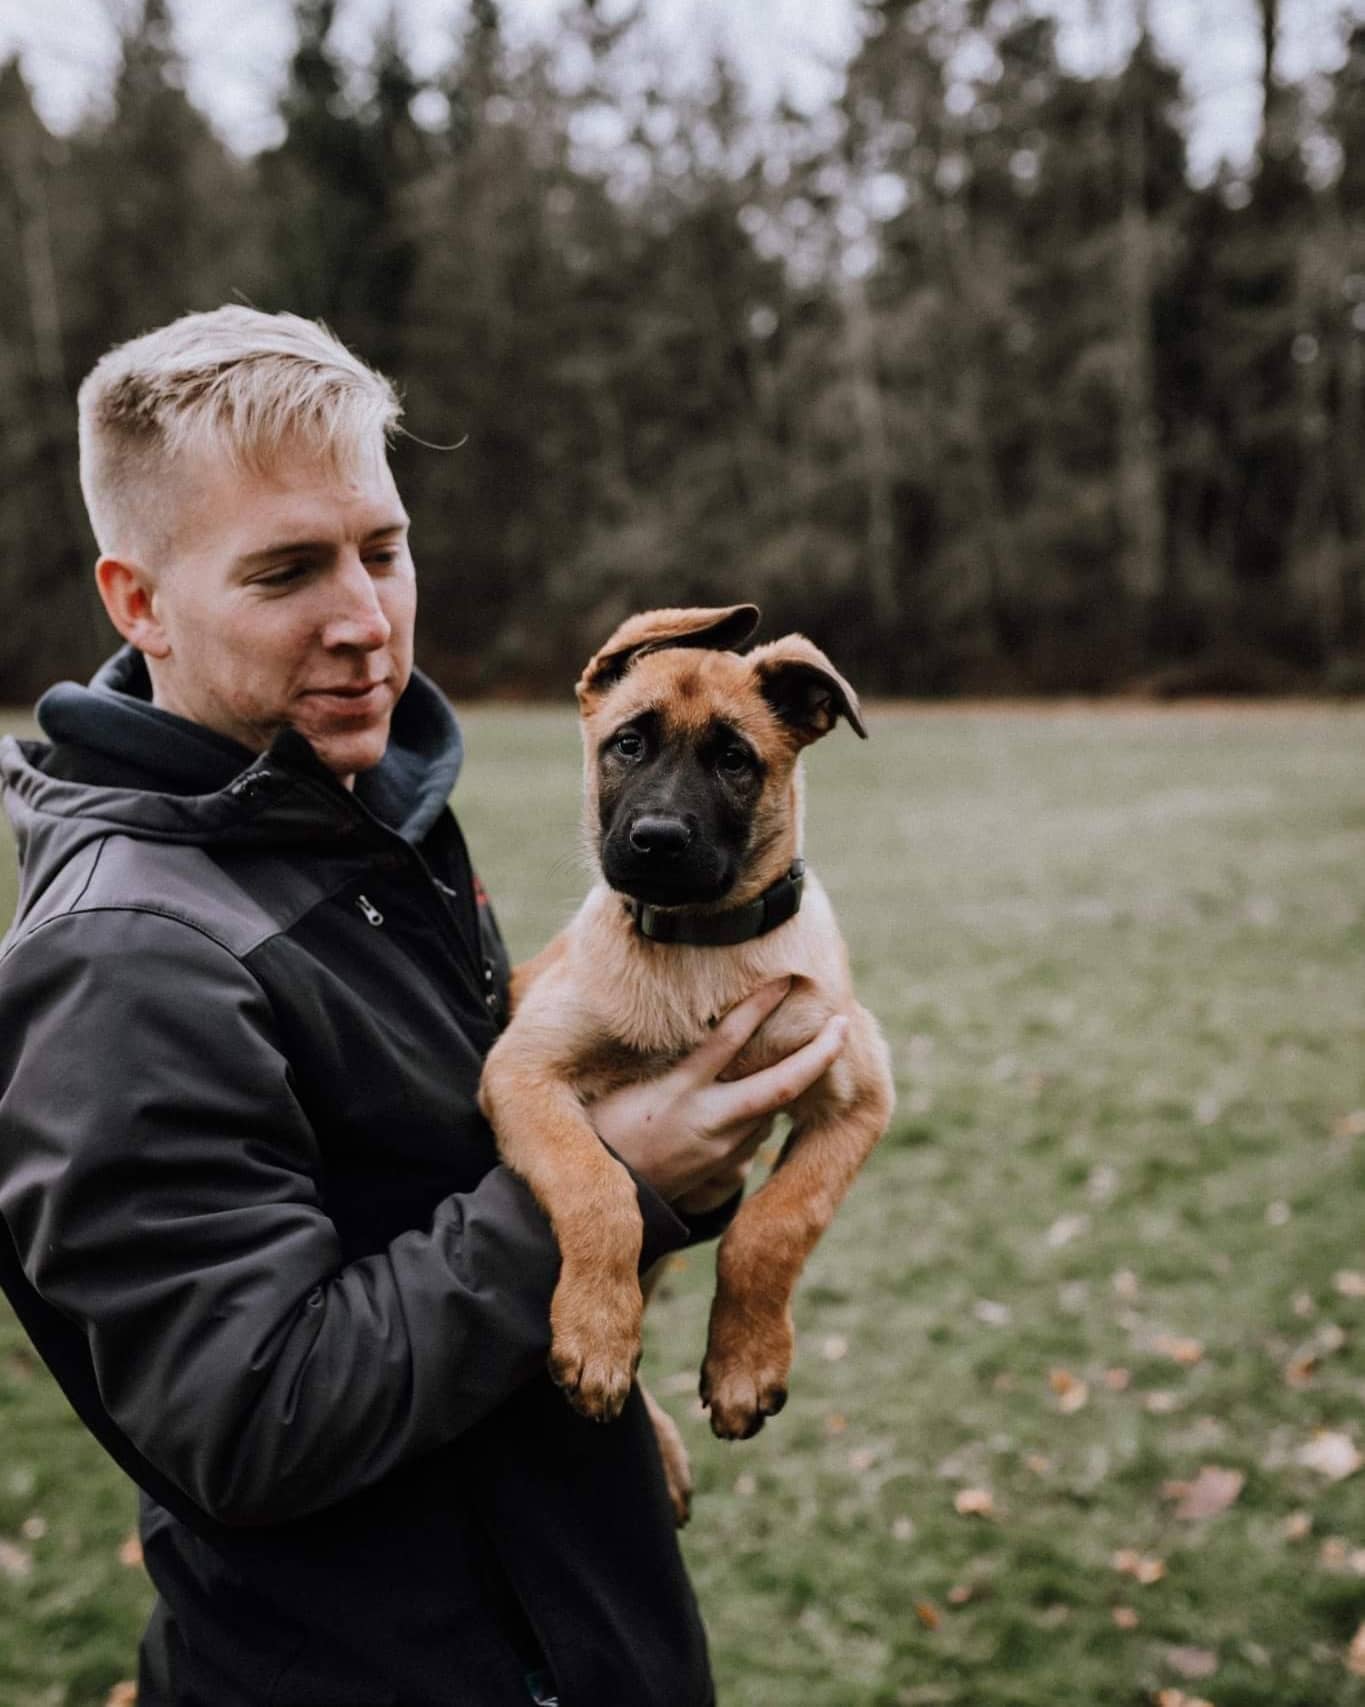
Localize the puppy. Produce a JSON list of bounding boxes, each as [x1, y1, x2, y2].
[[479, 605, 894, 1508]]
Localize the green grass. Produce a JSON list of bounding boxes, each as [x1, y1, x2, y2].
[[3, 703, 1365, 1706]]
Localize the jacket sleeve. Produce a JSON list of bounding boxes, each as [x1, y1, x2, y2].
[[0, 908, 689, 1527]]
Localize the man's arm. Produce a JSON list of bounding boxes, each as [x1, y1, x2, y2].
[[0, 908, 686, 1527]]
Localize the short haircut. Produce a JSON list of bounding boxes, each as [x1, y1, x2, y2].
[[78, 306, 403, 562]]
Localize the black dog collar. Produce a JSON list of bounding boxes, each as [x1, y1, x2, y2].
[[628, 860, 806, 947]]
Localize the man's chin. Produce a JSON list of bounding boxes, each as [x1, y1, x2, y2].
[[302, 721, 392, 786]]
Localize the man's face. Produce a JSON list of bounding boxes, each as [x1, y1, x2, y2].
[[144, 443, 416, 786]]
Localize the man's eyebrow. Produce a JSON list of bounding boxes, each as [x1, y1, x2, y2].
[[235, 518, 410, 570]]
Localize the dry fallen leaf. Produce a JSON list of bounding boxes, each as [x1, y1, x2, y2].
[[915, 1601, 941, 1630], [1048, 1368, 1090, 1414], [947, 1583, 974, 1606], [1112, 1605, 1140, 1630], [1318, 1538, 1365, 1574], [1349, 1623, 1365, 1679], [1283, 1510, 1313, 1542], [5, 1347, 37, 1383], [1112, 1548, 1166, 1585], [1045, 1213, 1089, 1248], [1151, 1333, 1204, 1367], [104, 1685, 138, 1707], [954, 1488, 995, 1519], [1165, 1645, 1218, 1680], [1165, 1466, 1245, 1521], [118, 1533, 144, 1568], [1297, 1431, 1363, 1482], [1284, 1353, 1317, 1389]]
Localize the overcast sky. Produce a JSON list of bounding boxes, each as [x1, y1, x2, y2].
[[0, 0, 1352, 179]]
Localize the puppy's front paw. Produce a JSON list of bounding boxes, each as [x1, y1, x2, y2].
[[699, 1356, 790, 1440], [548, 1277, 642, 1422], [700, 1301, 794, 1439]]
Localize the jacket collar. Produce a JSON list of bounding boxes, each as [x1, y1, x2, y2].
[[28, 645, 463, 847]]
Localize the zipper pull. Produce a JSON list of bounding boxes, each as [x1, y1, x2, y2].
[[355, 894, 384, 927]]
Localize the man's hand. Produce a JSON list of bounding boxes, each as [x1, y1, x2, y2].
[[589, 978, 849, 1213]]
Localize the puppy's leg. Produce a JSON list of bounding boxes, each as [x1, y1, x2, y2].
[[639, 1261, 693, 1525], [481, 1054, 644, 1422], [641, 1383, 693, 1526], [701, 1011, 893, 1440]]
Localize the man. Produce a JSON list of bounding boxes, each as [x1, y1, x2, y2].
[[0, 308, 846, 1707]]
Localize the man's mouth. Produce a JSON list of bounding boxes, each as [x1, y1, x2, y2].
[[302, 680, 390, 714]]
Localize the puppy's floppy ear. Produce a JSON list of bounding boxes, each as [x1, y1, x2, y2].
[[576, 604, 761, 705], [749, 635, 867, 745]]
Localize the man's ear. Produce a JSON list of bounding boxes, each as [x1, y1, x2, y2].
[[576, 604, 761, 707], [749, 635, 867, 745], [95, 556, 172, 659]]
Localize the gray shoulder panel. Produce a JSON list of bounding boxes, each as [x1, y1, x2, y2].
[[9, 835, 285, 962]]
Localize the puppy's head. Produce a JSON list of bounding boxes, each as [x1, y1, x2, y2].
[[576, 605, 864, 910]]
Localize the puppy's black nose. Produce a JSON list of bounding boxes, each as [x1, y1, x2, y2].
[[628, 815, 693, 858]]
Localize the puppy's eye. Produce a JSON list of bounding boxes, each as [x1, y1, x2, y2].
[[718, 745, 752, 776], [612, 730, 645, 761]]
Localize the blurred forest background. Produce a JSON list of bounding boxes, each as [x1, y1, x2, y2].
[[2, 0, 1364, 701]]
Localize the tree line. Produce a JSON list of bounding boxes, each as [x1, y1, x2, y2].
[[2, 0, 1363, 700]]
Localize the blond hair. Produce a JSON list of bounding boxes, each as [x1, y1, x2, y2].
[[78, 306, 403, 562]]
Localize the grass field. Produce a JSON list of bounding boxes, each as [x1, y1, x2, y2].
[[2, 703, 1365, 1707]]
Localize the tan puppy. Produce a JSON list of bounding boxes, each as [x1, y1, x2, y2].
[[479, 605, 894, 1498]]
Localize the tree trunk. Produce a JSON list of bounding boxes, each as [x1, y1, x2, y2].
[[842, 271, 900, 632], [1115, 9, 1164, 621]]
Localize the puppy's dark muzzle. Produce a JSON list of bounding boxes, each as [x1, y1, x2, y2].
[[603, 812, 733, 906], [627, 815, 693, 859]]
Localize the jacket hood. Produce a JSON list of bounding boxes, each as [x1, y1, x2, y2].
[[2, 647, 465, 917]]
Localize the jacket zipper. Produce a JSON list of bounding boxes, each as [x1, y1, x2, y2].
[[286, 771, 495, 1021]]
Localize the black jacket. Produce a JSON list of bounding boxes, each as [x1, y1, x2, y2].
[[0, 649, 721, 1707]]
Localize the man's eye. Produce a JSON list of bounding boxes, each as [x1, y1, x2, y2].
[[613, 730, 645, 760], [258, 563, 311, 589]]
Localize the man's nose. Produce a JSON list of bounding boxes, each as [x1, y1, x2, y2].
[[323, 555, 391, 651]]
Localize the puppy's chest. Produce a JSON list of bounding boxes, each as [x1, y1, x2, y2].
[[567, 976, 830, 1100]]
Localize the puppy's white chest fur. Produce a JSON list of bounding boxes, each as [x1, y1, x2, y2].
[[522, 870, 850, 1091]]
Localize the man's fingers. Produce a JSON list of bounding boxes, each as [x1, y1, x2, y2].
[[710, 1014, 849, 1125], [685, 977, 793, 1080]]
